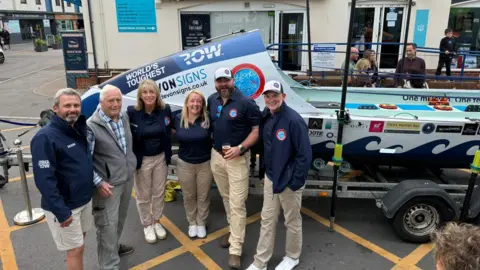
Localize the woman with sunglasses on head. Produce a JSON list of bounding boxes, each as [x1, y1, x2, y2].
[[171, 90, 213, 239], [127, 79, 172, 244]]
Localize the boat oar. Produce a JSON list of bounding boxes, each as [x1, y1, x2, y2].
[[329, 0, 356, 231], [459, 150, 480, 221]]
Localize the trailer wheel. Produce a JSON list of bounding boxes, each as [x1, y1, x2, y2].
[[392, 198, 451, 243], [0, 175, 5, 188], [0, 53, 4, 64]]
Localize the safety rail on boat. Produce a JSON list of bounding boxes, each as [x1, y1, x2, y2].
[[266, 41, 480, 84]]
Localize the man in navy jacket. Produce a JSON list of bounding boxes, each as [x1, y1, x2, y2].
[[247, 80, 312, 270], [31, 88, 94, 270]]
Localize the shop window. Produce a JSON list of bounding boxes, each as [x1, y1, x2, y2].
[[20, 0, 27, 3], [210, 11, 274, 45], [67, 2, 71, 7], [55, 0, 60, 6], [36, 0, 41, 4], [448, 8, 480, 69]]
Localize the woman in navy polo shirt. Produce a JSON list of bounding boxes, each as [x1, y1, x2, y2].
[[127, 79, 172, 244], [172, 90, 213, 238]]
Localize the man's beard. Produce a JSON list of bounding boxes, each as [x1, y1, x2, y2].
[[217, 86, 234, 99], [63, 113, 79, 124]]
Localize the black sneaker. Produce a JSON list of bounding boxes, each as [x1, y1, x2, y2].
[[118, 244, 134, 257]]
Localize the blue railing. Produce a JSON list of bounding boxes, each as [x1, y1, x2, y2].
[[266, 42, 480, 84]]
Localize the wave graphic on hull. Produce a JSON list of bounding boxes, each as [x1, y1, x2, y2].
[[312, 136, 480, 167]]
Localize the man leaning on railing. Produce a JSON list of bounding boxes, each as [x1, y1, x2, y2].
[[394, 43, 426, 88]]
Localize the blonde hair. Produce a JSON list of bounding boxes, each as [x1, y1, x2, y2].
[[135, 79, 166, 111], [180, 90, 209, 129], [431, 222, 480, 270], [355, 58, 371, 71]]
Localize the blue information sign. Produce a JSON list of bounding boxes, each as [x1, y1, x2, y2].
[[115, 0, 157, 33], [61, 32, 87, 72]]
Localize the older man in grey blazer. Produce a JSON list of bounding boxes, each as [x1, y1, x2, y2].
[[87, 84, 137, 270]]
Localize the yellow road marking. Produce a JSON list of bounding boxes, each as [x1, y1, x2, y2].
[[392, 243, 433, 270], [193, 212, 261, 246], [0, 198, 19, 270], [0, 126, 32, 132], [8, 174, 34, 183], [301, 207, 402, 264], [159, 216, 221, 270], [9, 219, 46, 233], [129, 246, 188, 270]]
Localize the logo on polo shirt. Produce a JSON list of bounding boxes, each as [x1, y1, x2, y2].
[[201, 120, 209, 129], [164, 116, 171, 126], [276, 129, 287, 141], [229, 108, 238, 118]]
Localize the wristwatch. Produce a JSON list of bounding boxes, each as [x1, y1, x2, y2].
[[238, 144, 246, 154]]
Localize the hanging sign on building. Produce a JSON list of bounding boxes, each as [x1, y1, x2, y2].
[[115, 0, 157, 33], [61, 32, 88, 73], [180, 14, 211, 50], [413, 9, 430, 48], [312, 44, 336, 71]]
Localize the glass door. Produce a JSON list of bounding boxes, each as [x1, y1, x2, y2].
[[378, 6, 406, 69], [278, 12, 304, 71], [352, 7, 379, 57]]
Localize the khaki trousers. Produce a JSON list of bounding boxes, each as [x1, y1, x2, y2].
[[253, 176, 304, 268], [176, 158, 213, 226], [134, 152, 168, 226], [210, 149, 250, 256]]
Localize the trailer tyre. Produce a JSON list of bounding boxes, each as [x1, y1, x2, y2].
[[392, 198, 451, 243], [0, 175, 5, 188], [0, 52, 4, 64]]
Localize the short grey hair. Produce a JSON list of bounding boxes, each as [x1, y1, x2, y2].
[[53, 88, 81, 107], [99, 84, 121, 102]]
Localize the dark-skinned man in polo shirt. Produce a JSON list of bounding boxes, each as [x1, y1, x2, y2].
[[247, 80, 312, 270], [207, 67, 262, 269]]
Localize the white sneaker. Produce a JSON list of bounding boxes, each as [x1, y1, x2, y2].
[[154, 223, 167, 239], [275, 256, 299, 270], [246, 263, 266, 270], [188, 225, 198, 238], [197, 225, 207, 238], [144, 225, 157, 244]]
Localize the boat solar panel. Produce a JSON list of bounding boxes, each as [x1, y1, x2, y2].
[[346, 104, 378, 109]]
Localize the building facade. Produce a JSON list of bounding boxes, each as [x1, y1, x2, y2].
[[0, 0, 83, 44], [81, 0, 454, 85]]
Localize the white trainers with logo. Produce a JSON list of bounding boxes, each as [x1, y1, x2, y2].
[[275, 256, 299, 270], [188, 225, 198, 238], [154, 223, 167, 239], [197, 225, 207, 238], [144, 225, 157, 244]]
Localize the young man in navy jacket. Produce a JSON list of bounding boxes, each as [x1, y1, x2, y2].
[[247, 80, 312, 270], [31, 88, 94, 270]]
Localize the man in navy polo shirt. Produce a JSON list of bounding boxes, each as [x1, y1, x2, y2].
[[207, 67, 262, 269], [247, 80, 312, 270]]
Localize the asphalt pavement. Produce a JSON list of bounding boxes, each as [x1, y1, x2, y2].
[[0, 43, 447, 270]]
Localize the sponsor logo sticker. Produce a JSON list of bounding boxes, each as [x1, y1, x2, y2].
[[436, 125, 463, 133], [384, 122, 421, 134], [309, 130, 323, 137], [308, 118, 323, 129], [462, 123, 479, 136], [326, 132, 335, 138], [349, 121, 369, 129], [422, 123, 435, 134], [276, 129, 287, 141], [369, 121, 385, 133]]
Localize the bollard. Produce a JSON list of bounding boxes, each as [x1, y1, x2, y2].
[[13, 139, 45, 226]]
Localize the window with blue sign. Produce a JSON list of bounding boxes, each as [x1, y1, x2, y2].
[[448, 8, 480, 69]]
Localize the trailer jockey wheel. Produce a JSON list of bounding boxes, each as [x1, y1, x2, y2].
[[392, 197, 452, 243]]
